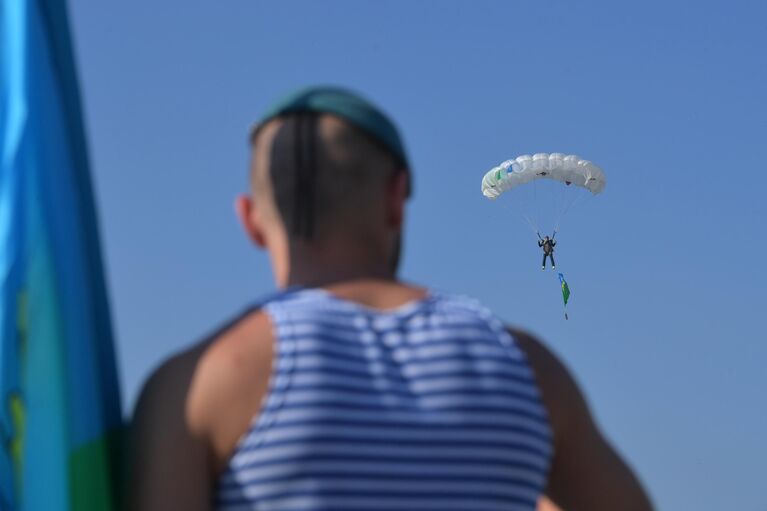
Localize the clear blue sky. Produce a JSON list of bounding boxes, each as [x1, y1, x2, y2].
[[68, 1, 766, 509]]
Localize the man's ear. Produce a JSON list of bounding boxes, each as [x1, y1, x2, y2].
[[234, 194, 267, 248], [386, 171, 409, 228]]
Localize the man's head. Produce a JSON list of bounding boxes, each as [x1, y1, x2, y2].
[[236, 87, 411, 288]]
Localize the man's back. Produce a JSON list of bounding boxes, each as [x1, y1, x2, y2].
[[216, 285, 552, 510]]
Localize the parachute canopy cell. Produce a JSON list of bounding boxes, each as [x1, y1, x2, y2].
[[481, 153, 606, 199]]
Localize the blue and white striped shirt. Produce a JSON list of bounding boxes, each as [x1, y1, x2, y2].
[[217, 288, 552, 510]]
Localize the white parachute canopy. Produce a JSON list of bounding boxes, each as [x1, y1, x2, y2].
[[482, 153, 606, 200]]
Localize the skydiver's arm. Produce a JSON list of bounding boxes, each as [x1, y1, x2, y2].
[[128, 346, 213, 511], [510, 329, 654, 511]]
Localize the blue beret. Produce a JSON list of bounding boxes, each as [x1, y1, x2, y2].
[[254, 86, 410, 171]]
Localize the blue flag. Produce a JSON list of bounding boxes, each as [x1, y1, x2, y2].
[[1, 1, 122, 509]]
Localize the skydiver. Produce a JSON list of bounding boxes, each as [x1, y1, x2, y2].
[[538, 234, 556, 269]]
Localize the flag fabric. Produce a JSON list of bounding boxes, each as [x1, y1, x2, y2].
[[558, 272, 570, 306], [1, 1, 122, 510]]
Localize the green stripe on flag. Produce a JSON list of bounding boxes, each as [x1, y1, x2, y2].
[[69, 427, 125, 511]]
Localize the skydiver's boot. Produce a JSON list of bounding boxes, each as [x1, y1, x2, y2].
[[551, 256, 556, 270]]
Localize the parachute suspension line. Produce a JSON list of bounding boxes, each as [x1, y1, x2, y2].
[[553, 185, 571, 234], [498, 192, 540, 237], [563, 189, 585, 217], [521, 186, 541, 236], [554, 178, 579, 233], [550, 182, 565, 235], [552, 178, 560, 232], [524, 215, 541, 237], [514, 197, 541, 236], [554, 187, 585, 234], [533, 178, 540, 236], [557, 181, 569, 224]]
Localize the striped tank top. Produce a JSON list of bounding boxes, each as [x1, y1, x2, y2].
[[216, 288, 552, 510]]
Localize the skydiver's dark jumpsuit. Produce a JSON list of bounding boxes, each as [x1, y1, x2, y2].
[[538, 237, 556, 269]]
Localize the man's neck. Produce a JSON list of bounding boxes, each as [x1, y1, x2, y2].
[[284, 261, 396, 289]]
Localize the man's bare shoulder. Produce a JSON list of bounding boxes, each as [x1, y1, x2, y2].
[[508, 327, 653, 510], [506, 328, 580, 442], [135, 305, 265, 410], [133, 304, 269, 448], [183, 307, 274, 471], [129, 305, 269, 509], [186, 308, 271, 422]]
